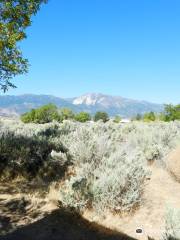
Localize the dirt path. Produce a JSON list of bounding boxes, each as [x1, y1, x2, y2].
[[0, 182, 134, 240], [84, 164, 180, 240]]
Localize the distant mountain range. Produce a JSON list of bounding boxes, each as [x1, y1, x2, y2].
[[0, 93, 164, 118]]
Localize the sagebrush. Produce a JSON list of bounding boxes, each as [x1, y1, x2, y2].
[[0, 118, 180, 213]]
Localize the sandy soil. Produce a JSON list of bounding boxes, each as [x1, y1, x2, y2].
[[1, 147, 180, 240], [0, 182, 133, 240]]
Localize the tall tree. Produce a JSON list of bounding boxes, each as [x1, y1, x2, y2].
[[0, 0, 47, 91]]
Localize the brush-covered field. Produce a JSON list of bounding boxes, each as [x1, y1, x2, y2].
[[0, 118, 180, 240]]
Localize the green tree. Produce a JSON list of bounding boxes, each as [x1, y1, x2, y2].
[[94, 111, 109, 123], [143, 111, 156, 122], [35, 104, 60, 123], [113, 115, 121, 123], [58, 108, 75, 121], [174, 104, 180, 120], [75, 112, 91, 122], [21, 103, 59, 124], [0, 0, 47, 91], [161, 104, 180, 121], [21, 108, 36, 123]]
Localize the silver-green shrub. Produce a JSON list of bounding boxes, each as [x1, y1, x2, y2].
[[1, 118, 180, 212], [59, 121, 180, 213], [163, 207, 180, 240]]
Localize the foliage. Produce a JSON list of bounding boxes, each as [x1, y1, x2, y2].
[[0, 132, 68, 181], [1, 118, 180, 213], [75, 112, 91, 122], [59, 124, 147, 213], [113, 115, 121, 123], [21, 104, 60, 123], [21, 108, 36, 123], [59, 121, 180, 213], [0, 0, 47, 91], [58, 108, 75, 121], [94, 111, 109, 123], [21, 105, 77, 124], [133, 104, 180, 122], [161, 104, 180, 122], [163, 207, 180, 240], [143, 111, 156, 122]]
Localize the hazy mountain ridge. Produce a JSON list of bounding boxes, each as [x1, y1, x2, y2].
[[0, 93, 163, 118]]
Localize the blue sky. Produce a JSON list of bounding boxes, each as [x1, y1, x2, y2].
[[4, 0, 180, 104]]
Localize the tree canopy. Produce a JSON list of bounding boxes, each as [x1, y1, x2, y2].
[[161, 104, 180, 121], [21, 105, 77, 124], [58, 108, 75, 121], [143, 111, 156, 122], [133, 104, 180, 122], [94, 111, 109, 123], [0, 0, 47, 91], [113, 115, 121, 123], [21, 103, 60, 124], [75, 112, 91, 122]]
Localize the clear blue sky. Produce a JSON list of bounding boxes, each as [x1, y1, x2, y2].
[[5, 0, 180, 104]]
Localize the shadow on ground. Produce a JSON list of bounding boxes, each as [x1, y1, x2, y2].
[[0, 208, 136, 240]]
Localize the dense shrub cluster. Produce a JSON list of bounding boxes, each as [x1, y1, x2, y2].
[[0, 120, 69, 181], [58, 121, 180, 213], [0, 118, 180, 213]]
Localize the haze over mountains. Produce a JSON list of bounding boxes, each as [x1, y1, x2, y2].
[[0, 93, 163, 118]]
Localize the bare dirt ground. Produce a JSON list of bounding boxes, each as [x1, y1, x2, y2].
[[0, 181, 56, 236], [1, 148, 180, 240], [0, 182, 134, 240]]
